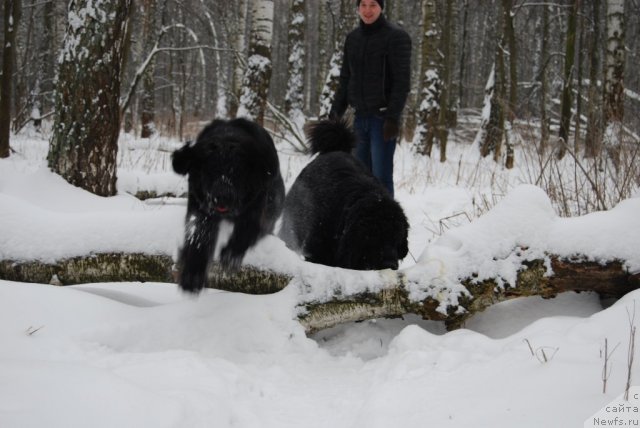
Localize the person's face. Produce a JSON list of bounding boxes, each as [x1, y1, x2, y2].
[[358, 0, 382, 25]]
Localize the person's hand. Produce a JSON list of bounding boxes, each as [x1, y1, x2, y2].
[[383, 118, 399, 141]]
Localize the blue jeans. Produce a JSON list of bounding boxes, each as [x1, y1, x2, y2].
[[353, 114, 397, 197]]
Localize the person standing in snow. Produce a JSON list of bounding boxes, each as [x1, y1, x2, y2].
[[329, 0, 412, 198]]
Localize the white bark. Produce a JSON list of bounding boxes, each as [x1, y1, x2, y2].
[[604, 0, 625, 124], [237, 0, 274, 124], [285, 0, 305, 124]]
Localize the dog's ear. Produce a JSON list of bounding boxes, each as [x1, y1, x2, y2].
[[172, 142, 195, 175]]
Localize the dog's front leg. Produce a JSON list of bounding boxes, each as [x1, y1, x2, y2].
[[178, 214, 220, 292], [219, 208, 262, 271]]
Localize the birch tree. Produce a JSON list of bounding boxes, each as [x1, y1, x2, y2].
[[285, 0, 305, 124], [0, 0, 22, 158], [501, 0, 515, 168], [416, 0, 440, 157], [229, 0, 249, 117], [47, 0, 133, 197], [603, 0, 625, 163], [238, 0, 274, 125], [318, 0, 353, 119]]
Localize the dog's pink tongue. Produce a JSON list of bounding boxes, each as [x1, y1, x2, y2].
[[214, 205, 229, 213]]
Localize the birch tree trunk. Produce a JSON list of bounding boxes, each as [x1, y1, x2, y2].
[[318, 0, 352, 119], [0, 0, 21, 159], [47, 0, 133, 197], [238, 0, 274, 125], [416, 0, 440, 157], [238, 0, 273, 124], [229, 0, 249, 118], [603, 0, 625, 165], [140, 0, 158, 138], [285, 0, 305, 123], [3, 254, 637, 335], [501, 0, 516, 169]]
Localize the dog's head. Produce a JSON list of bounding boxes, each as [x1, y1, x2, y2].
[[172, 118, 276, 217], [337, 197, 409, 270]]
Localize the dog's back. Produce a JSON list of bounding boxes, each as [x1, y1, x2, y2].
[[280, 119, 409, 271]]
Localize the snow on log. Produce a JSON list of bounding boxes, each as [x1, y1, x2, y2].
[[2, 253, 637, 334], [1, 186, 638, 334]]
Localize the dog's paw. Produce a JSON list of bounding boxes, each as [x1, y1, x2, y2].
[[178, 268, 206, 293], [219, 247, 243, 272]]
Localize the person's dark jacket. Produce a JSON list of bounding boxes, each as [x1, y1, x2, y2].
[[330, 15, 412, 122]]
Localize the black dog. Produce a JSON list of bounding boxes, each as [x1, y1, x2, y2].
[[172, 118, 285, 292], [279, 119, 409, 270]]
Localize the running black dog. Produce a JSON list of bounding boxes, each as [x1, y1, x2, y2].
[[279, 119, 409, 270], [172, 118, 285, 292]]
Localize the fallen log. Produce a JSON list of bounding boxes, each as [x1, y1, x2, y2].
[[295, 258, 640, 333], [0, 253, 175, 285], [1, 252, 638, 334]]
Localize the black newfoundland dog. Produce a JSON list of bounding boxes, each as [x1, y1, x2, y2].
[[279, 119, 409, 270], [172, 118, 285, 292]]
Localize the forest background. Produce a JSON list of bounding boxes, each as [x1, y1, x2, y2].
[[0, 0, 638, 208]]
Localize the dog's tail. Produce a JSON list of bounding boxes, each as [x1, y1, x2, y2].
[[305, 119, 356, 155]]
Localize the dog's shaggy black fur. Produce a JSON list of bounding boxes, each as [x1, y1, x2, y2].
[[172, 118, 285, 292], [279, 120, 409, 270]]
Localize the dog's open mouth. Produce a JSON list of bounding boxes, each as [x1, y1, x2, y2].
[[214, 205, 229, 214]]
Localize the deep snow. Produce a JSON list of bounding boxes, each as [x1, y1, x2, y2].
[[1, 126, 639, 428]]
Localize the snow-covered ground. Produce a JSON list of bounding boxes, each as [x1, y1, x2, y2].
[[1, 124, 639, 427]]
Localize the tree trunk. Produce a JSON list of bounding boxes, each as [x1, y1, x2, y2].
[[229, 0, 249, 118], [140, 0, 158, 138], [318, 0, 352, 119], [476, 64, 503, 159], [457, 0, 469, 111], [0, 0, 21, 158], [538, 3, 550, 155], [237, 0, 274, 125], [501, 0, 516, 169], [602, 0, 625, 166], [585, 0, 602, 158], [477, 7, 505, 161], [284, 0, 305, 123], [2, 253, 638, 335], [603, 0, 625, 124], [0, 253, 174, 285], [436, 0, 454, 163], [574, 5, 585, 150], [416, 0, 440, 157], [557, 0, 579, 160], [47, 0, 133, 197]]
